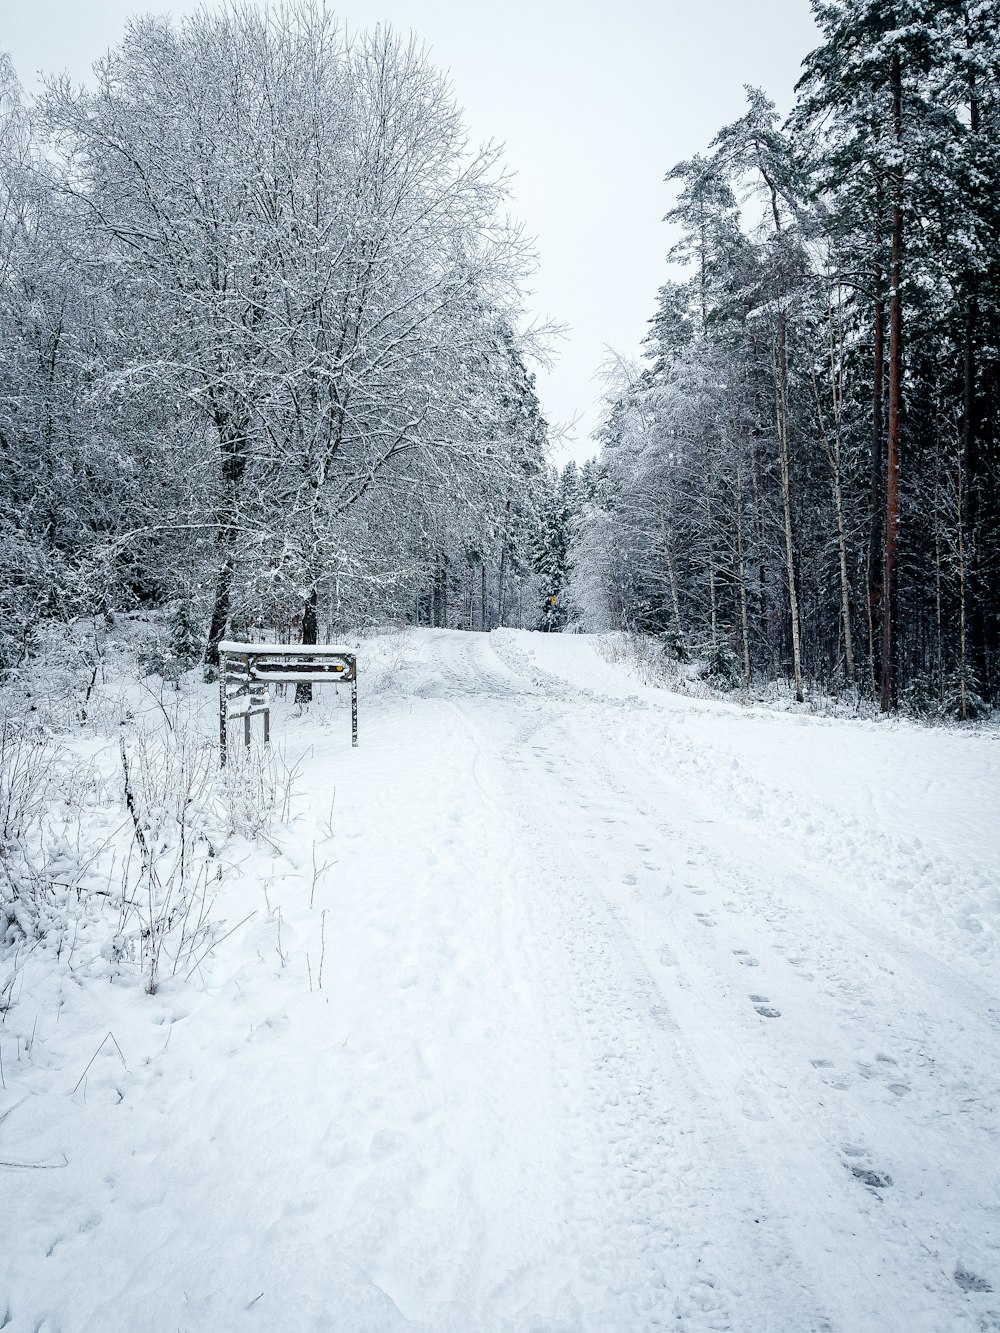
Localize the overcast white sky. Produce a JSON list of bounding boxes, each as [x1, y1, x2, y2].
[[2, 0, 819, 462]]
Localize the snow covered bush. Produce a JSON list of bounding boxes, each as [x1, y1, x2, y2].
[[941, 673, 991, 723], [138, 601, 203, 688], [1, 717, 60, 946], [900, 672, 941, 719], [0, 619, 298, 997], [219, 738, 301, 842], [700, 643, 740, 691], [659, 628, 688, 663], [0, 714, 109, 954], [115, 723, 225, 993]]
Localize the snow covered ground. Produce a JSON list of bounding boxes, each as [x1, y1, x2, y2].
[[3, 628, 1000, 1332]]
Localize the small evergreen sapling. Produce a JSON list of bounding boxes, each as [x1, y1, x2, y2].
[[701, 642, 740, 691], [139, 600, 202, 687], [168, 599, 202, 677], [659, 628, 688, 663]]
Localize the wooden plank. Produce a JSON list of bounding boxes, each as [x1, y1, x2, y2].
[[219, 640, 354, 656], [226, 697, 269, 719], [219, 671, 227, 767], [249, 664, 354, 683]]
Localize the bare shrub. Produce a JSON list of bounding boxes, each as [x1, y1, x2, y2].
[[114, 722, 227, 993], [0, 717, 104, 949], [220, 741, 302, 840]]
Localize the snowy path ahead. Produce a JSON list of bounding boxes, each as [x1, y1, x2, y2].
[[5, 629, 1000, 1332]]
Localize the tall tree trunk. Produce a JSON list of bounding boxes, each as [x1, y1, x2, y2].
[[776, 312, 804, 702], [813, 309, 855, 688], [957, 439, 969, 719], [206, 553, 234, 668], [962, 297, 980, 695], [497, 541, 508, 629], [735, 472, 752, 688], [881, 50, 904, 714], [204, 414, 250, 668], [867, 177, 885, 698], [294, 583, 319, 705], [704, 477, 718, 648], [834, 470, 855, 688], [751, 434, 769, 673], [961, 7, 988, 702], [658, 509, 684, 644], [932, 430, 945, 702]]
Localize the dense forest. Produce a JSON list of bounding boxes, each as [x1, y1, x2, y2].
[[0, 6, 563, 675], [576, 0, 1000, 717], [2, 0, 998, 718]]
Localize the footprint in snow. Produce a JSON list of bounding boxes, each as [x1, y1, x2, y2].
[[694, 912, 716, 927], [813, 1060, 851, 1089], [954, 1268, 993, 1293], [623, 872, 638, 885], [866, 1054, 911, 1097], [848, 1163, 893, 1192], [649, 1003, 677, 1032], [750, 995, 781, 1018], [733, 949, 760, 967], [841, 1146, 892, 1192]]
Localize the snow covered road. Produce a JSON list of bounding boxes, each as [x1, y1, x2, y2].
[[4, 629, 1000, 1332]]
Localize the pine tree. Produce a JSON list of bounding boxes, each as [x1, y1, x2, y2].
[[533, 465, 579, 630]]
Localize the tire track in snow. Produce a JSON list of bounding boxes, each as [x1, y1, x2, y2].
[[488, 633, 1000, 1331], [374, 630, 1000, 1330], [447, 631, 833, 1332]]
